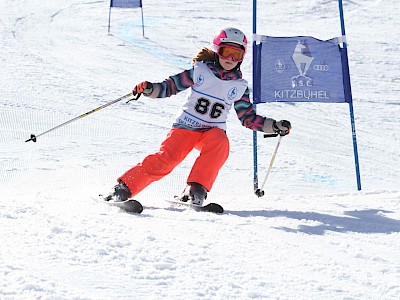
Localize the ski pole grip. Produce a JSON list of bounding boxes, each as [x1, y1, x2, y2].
[[126, 92, 142, 103], [263, 133, 278, 138]]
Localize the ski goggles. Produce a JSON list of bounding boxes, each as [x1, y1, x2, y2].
[[217, 44, 245, 62]]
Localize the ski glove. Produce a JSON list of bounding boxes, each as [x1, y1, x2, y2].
[[133, 81, 153, 96], [273, 120, 291, 136], [263, 118, 291, 136]]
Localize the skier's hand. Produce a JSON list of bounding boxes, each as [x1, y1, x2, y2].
[[133, 81, 153, 96], [273, 120, 291, 136]]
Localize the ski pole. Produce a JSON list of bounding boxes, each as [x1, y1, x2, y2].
[[255, 134, 283, 197], [25, 92, 141, 143]]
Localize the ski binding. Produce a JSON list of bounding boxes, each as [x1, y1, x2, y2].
[[166, 197, 224, 214]]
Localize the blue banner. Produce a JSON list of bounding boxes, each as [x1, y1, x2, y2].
[[253, 36, 352, 103], [110, 0, 142, 8]]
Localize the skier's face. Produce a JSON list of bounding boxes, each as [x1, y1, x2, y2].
[[218, 56, 239, 71]]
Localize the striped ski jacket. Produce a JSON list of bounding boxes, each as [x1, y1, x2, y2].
[[149, 61, 266, 132]]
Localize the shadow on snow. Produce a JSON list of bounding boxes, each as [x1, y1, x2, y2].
[[226, 209, 400, 235]]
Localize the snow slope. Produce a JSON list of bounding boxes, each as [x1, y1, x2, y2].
[[0, 0, 399, 299]]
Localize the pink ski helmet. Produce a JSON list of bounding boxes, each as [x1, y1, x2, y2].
[[210, 28, 248, 54]]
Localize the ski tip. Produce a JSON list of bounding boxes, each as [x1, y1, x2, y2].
[[204, 203, 224, 214], [105, 198, 143, 214], [132, 200, 144, 213], [167, 198, 224, 214], [121, 199, 143, 214]]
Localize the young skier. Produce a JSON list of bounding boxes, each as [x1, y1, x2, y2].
[[108, 27, 291, 206]]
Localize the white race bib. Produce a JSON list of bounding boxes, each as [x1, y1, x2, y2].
[[174, 62, 248, 130]]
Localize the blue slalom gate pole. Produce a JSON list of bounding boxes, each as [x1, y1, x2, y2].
[[140, 1, 145, 37], [252, 0, 259, 192], [338, 0, 362, 190]]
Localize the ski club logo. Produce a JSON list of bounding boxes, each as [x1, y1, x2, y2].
[[273, 39, 332, 101], [275, 59, 286, 74], [196, 74, 204, 87], [227, 87, 238, 100], [274, 40, 330, 88], [291, 40, 314, 88]]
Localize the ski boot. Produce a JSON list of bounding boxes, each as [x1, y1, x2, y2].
[[105, 181, 132, 202], [178, 182, 207, 206]]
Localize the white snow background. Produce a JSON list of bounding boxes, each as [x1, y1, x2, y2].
[[1, 0, 399, 299]]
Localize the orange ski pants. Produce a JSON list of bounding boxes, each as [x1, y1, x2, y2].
[[118, 127, 230, 197]]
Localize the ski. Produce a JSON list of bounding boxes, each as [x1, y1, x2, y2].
[[107, 199, 143, 213], [166, 197, 224, 214], [100, 195, 143, 214]]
